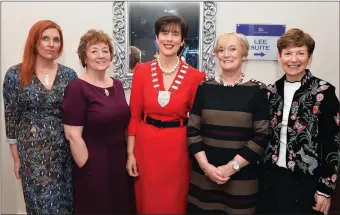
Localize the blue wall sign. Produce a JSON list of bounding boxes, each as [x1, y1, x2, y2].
[[236, 24, 286, 61]]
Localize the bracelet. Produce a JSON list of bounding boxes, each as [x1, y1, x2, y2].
[[316, 192, 331, 199]]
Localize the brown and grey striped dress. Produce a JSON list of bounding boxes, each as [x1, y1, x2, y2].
[[187, 79, 269, 214]]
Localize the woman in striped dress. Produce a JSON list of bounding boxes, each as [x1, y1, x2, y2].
[[187, 32, 269, 214]]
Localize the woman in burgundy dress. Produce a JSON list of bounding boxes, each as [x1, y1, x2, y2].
[[62, 29, 135, 214]]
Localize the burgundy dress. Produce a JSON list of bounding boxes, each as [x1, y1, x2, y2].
[[62, 78, 135, 214]]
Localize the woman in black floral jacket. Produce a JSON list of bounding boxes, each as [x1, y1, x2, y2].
[[256, 28, 340, 214]]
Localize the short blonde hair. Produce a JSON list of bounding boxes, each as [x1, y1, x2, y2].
[[77, 29, 114, 68], [214, 32, 249, 57]]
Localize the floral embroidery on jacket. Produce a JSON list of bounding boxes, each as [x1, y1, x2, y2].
[[264, 69, 340, 195]]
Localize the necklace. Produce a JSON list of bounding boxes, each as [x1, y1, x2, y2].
[[150, 59, 188, 107], [103, 81, 110, 97], [219, 73, 245, 87], [86, 73, 110, 97], [104, 88, 109, 97], [156, 56, 180, 75], [44, 73, 50, 86], [37, 66, 55, 86]]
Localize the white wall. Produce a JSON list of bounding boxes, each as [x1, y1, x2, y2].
[[1, 1, 339, 214], [1, 2, 113, 214], [125, 2, 340, 102], [215, 2, 339, 94]]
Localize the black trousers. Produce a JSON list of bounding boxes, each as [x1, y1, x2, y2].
[[256, 165, 323, 215]]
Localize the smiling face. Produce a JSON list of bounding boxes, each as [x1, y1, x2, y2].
[[216, 35, 246, 72], [156, 23, 184, 57], [85, 42, 111, 72], [36, 28, 61, 60], [278, 45, 312, 81]]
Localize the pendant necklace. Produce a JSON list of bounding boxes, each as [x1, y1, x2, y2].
[[87, 73, 110, 97], [104, 88, 109, 97], [44, 73, 50, 86], [103, 81, 110, 97], [150, 59, 189, 107]]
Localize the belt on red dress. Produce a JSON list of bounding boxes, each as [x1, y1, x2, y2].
[[144, 115, 188, 128]]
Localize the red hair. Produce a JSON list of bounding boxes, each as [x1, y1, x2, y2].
[[20, 20, 64, 87]]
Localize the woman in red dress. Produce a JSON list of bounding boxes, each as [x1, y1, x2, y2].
[[126, 15, 205, 214]]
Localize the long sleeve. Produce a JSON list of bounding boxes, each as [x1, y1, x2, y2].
[[316, 86, 340, 195], [238, 87, 270, 163], [3, 66, 21, 144], [127, 63, 145, 136], [187, 83, 204, 155], [190, 71, 205, 109]]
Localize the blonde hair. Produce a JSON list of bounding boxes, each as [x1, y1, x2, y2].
[[214, 32, 249, 57]]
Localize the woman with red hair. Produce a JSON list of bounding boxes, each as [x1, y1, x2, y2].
[[3, 20, 77, 214]]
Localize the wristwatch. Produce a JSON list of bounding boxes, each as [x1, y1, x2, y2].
[[231, 159, 240, 172]]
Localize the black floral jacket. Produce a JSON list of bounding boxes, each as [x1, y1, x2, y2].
[[263, 69, 340, 195]]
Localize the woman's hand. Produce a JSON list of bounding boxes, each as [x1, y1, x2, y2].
[[201, 162, 229, 185], [313, 192, 331, 214], [217, 162, 236, 178], [77, 154, 89, 168], [126, 153, 139, 177], [14, 159, 21, 179]]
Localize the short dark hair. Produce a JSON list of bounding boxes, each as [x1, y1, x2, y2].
[[129, 46, 141, 70], [154, 15, 189, 41], [277, 28, 315, 56]]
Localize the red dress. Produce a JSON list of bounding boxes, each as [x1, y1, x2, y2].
[[128, 60, 205, 214]]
